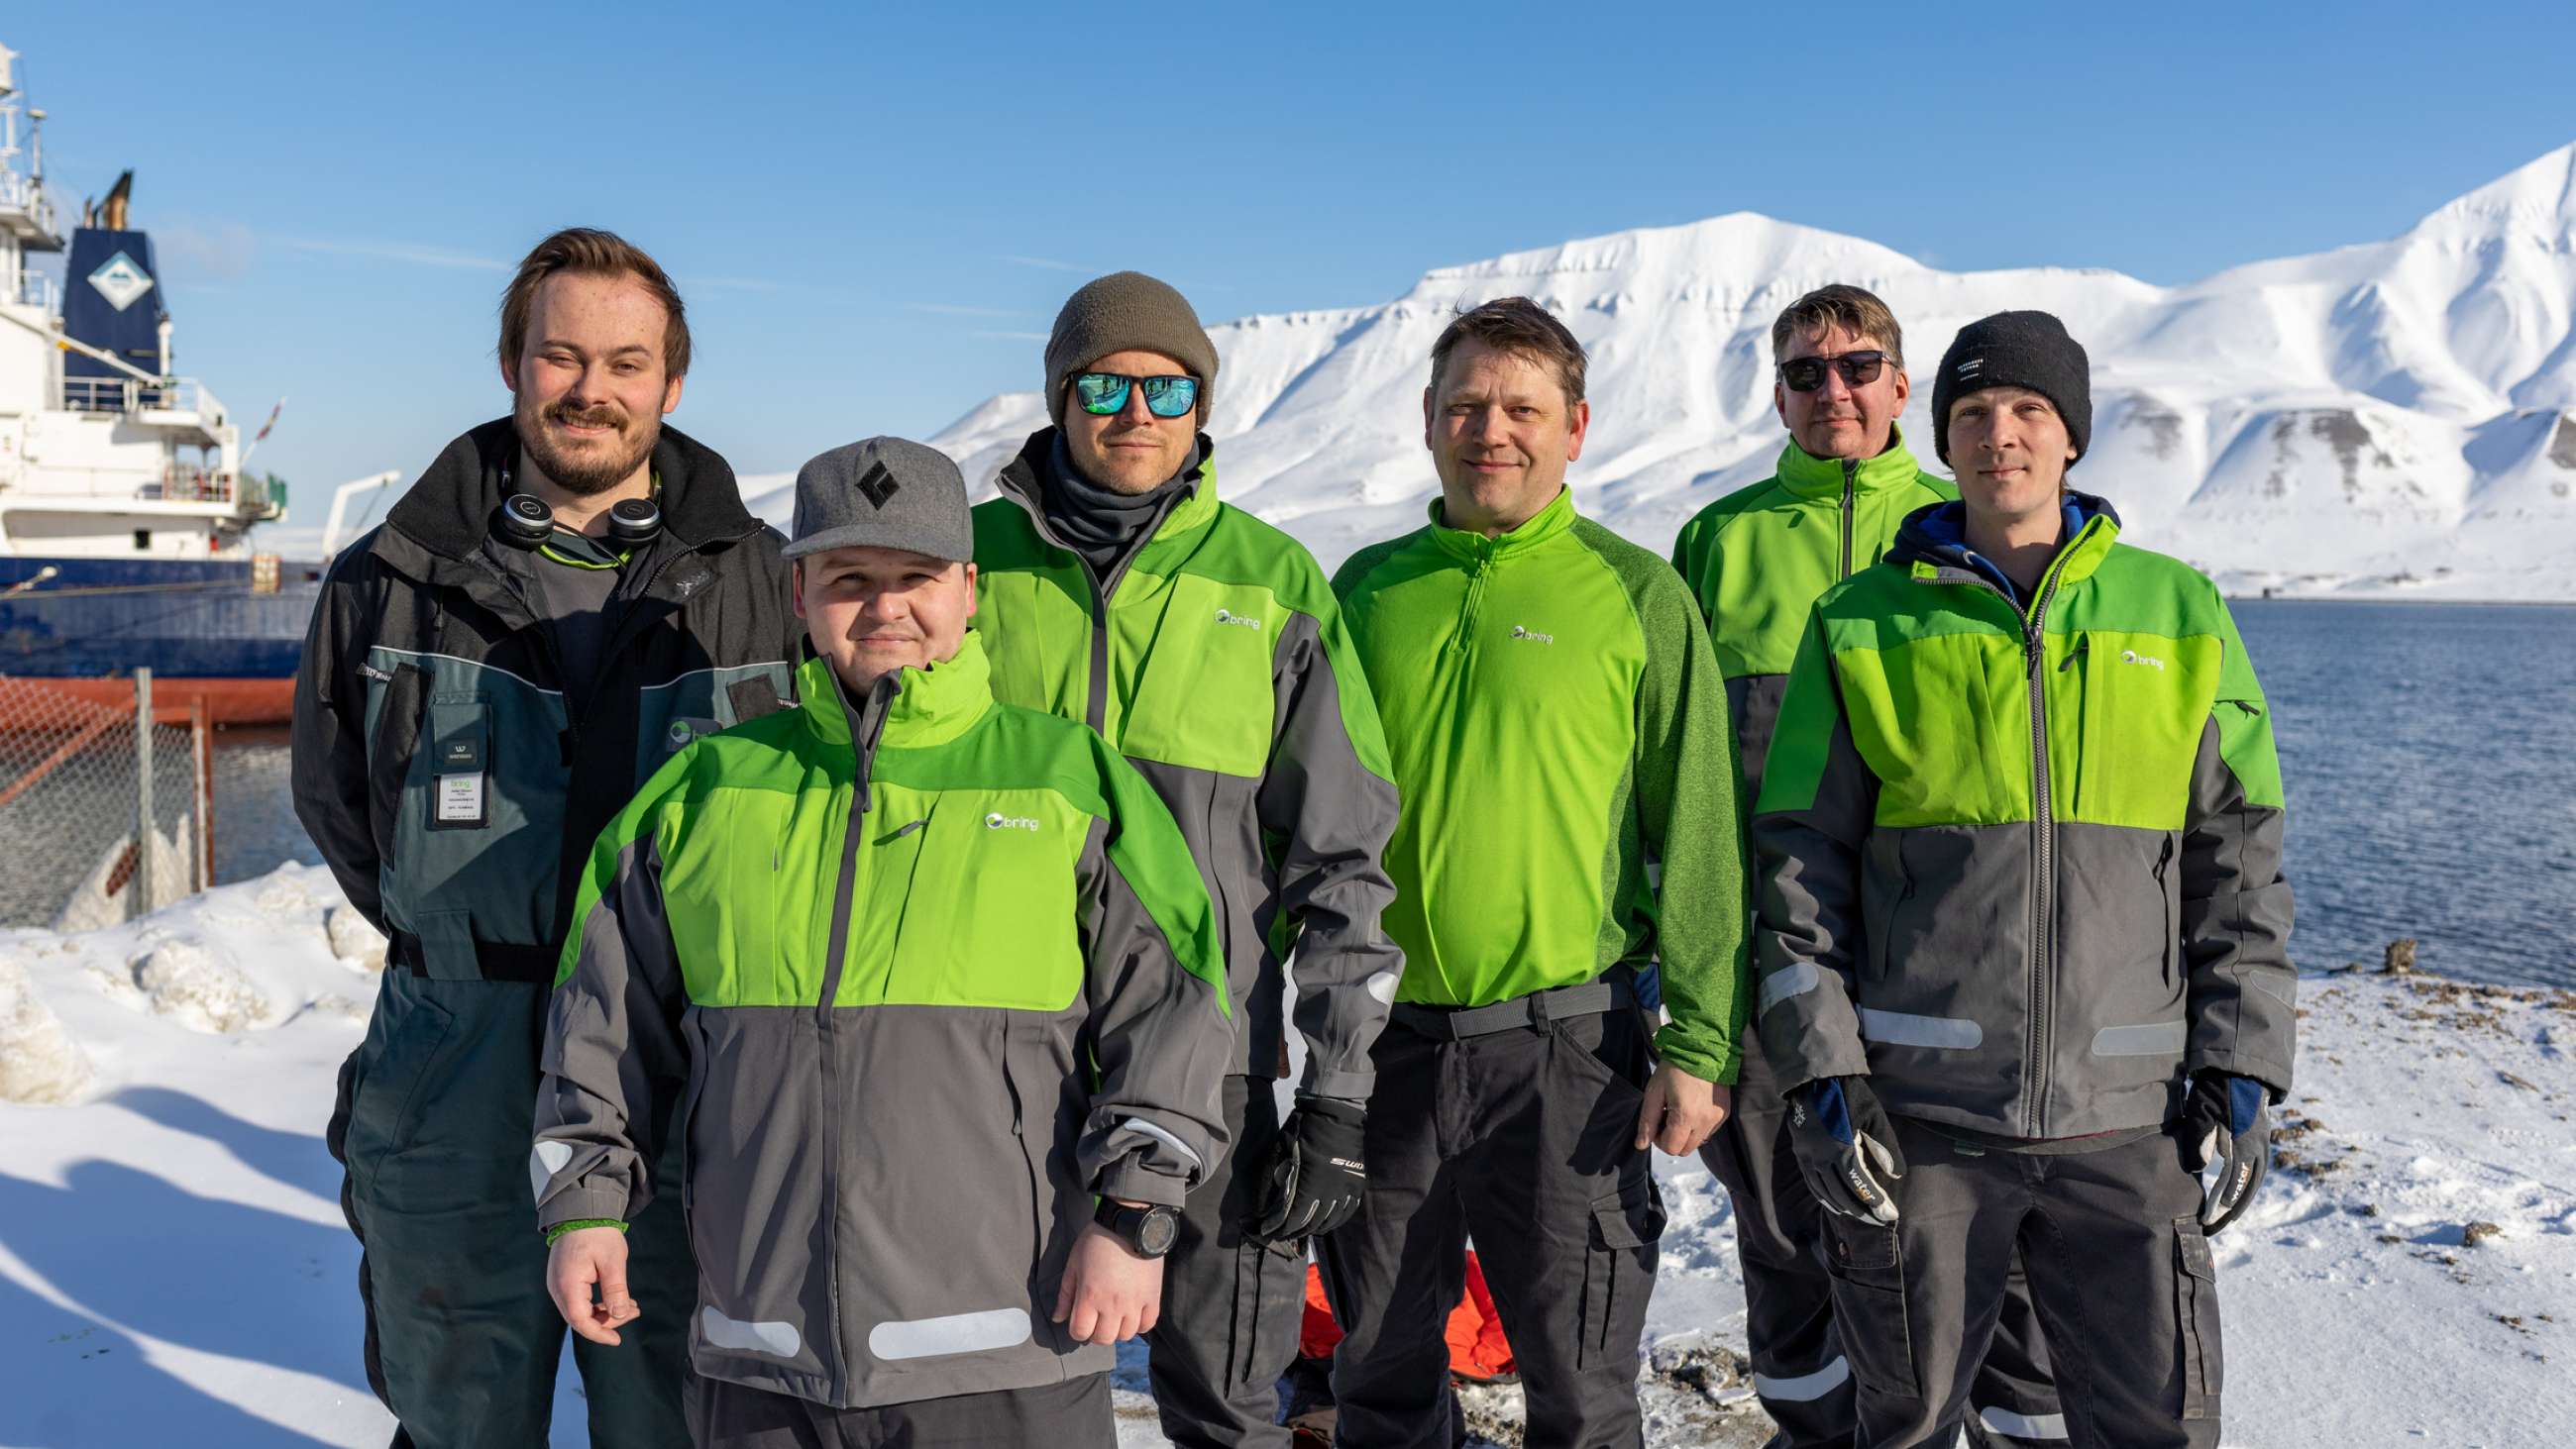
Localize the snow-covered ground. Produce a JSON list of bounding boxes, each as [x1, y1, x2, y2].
[[3, 867, 2570, 1447]]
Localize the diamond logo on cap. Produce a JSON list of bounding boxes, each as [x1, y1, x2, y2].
[[88, 252, 156, 313], [855, 460, 902, 509]]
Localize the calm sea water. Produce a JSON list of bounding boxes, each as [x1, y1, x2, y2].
[[207, 601, 2576, 989]]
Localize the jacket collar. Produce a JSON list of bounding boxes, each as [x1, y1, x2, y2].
[[994, 427, 1223, 561], [1892, 490, 2121, 609], [1773, 426, 1926, 502], [1427, 483, 1576, 566], [799, 629, 996, 754], [380, 416, 759, 567]]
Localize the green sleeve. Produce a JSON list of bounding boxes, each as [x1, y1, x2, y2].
[[1615, 553, 1751, 1084]]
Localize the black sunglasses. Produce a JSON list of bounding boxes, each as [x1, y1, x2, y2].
[[1777, 351, 1892, 392]]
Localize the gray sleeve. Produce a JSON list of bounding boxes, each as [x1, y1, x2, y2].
[[532, 827, 690, 1231], [1257, 608, 1403, 1100], [289, 556, 386, 930], [1075, 798, 1237, 1209], [2179, 713, 2298, 1095], [1749, 615, 1878, 1092]]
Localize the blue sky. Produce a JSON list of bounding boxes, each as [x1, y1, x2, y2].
[[7, 1, 2573, 533]]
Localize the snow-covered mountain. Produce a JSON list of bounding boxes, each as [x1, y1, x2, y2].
[[756, 143, 2576, 597]]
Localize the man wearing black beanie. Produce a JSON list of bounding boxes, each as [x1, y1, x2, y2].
[[1750, 309, 2297, 1447]]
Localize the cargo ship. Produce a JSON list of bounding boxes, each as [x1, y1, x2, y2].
[[0, 39, 363, 724]]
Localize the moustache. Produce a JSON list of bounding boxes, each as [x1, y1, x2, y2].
[[547, 401, 627, 432]]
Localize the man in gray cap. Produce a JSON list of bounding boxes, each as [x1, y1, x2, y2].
[[973, 274, 1404, 1447], [534, 437, 1239, 1449]]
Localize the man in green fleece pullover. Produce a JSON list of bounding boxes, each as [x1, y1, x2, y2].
[[1670, 285, 2061, 1449], [1325, 297, 1749, 1448], [534, 438, 1237, 1448]]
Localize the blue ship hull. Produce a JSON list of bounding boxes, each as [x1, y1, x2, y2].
[[0, 556, 323, 680]]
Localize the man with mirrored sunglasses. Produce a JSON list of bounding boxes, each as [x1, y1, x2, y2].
[[1670, 285, 2065, 1449], [971, 270, 1404, 1449]]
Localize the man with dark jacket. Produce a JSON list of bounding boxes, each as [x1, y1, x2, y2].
[[536, 437, 1236, 1448], [971, 272, 1403, 1448], [1671, 285, 2061, 1449], [291, 228, 801, 1448], [1754, 310, 2294, 1449]]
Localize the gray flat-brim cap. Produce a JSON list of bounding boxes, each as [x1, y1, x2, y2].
[[780, 436, 975, 564]]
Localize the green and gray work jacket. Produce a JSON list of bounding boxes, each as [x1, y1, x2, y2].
[[1670, 429, 1956, 801], [533, 637, 1235, 1408], [1753, 498, 2296, 1140], [975, 432, 1402, 1098], [1332, 487, 1751, 1085], [290, 418, 801, 978]]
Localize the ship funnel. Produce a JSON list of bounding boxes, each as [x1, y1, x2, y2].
[[63, 171, 167, 385]]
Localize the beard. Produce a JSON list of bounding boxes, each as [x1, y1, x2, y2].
[[515, 393, 660, 497]]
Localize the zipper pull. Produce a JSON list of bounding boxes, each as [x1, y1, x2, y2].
[[889, 817, 927, 840], [2058, 636, 2089, 672]]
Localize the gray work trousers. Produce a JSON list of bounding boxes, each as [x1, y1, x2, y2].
[[687, 1369, 1113, 1448], [1699, 1026, 2064, 1447], [1319, 1003, 1665, 1449], [1828, 1118, 2223, 1449], [1145, 1073, 1309, 1447], [327, 968, 692, 1449]]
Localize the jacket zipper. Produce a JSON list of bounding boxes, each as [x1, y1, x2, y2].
[[812, 672, 894, 1403], [1453, 553, 1492, 654], [999, 464, 1188, 737], [1839, 460, 1859, 579], [2019, 562, 2071, 1137]]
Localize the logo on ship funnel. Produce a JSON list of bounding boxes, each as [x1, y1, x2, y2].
[[87, 252, 155, 313]]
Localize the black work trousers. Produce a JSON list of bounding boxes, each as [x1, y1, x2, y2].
[[1698, 1027, 2063, 1447], [1146, 1073, 1310, 1447], [1827, 1118, 2223, 1449], [1319, 1004, 1665, 1449]]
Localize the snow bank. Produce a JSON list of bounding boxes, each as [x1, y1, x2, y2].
[[0, 952, 92, 1103], [2, 871, 2569, 1446]]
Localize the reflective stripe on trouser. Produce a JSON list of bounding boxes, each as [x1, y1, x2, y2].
[[1319, 1003, 1665, 1449], [685, 1367, 1114, 1448], [327, 968, 691, 1449], [1145, 1073, 1308, 1449], [1701, 1026, 2062, 1449], [1824, 1118, 2220, 1449]]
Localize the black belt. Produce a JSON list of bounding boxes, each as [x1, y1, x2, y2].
[[1389, 975, 1634, 1041], [390, 931, 560, 983]]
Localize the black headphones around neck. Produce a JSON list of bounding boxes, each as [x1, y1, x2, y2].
[[490, 492, 664, 551]]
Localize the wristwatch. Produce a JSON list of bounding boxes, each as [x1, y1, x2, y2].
[[1094, 1198, 1180, 1259]]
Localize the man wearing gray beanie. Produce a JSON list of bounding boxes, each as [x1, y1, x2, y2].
[[975, 273, 1405, 1448], [537, 436, 1237, 1449]]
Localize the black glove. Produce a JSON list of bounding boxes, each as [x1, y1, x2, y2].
[[1786, 1077, 1906, 1224], [2178, 1072, 2270, 1234], [1249, 1095, 1367, 1244]]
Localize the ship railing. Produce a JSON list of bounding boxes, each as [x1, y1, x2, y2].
[[139, 466, 263, 509], [4, 266, 54, 311], [58, 375, 206, 416], [0, 168, 57, 235]]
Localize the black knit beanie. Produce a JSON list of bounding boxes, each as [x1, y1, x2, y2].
[[1931, 310, 2093, 466], [1042, 271, 1219, 427]]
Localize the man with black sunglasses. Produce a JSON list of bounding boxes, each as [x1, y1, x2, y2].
[[1670, 285, 2064, 1449], [971, 271, 1404, 1449]]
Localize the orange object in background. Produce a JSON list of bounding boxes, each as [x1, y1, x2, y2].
[[1300, 1250, 1518, 1384]]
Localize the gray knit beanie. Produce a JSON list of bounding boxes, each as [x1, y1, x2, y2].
[[1042, 271, 1219, 427]]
